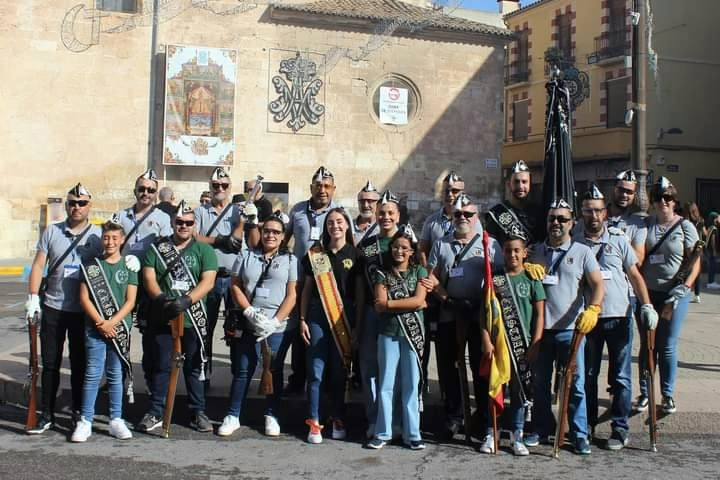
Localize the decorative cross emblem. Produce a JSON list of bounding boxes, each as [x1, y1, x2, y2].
[[269, 52, 325, 133]]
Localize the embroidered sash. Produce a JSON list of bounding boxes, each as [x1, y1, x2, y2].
[[492, 272, 533, 402], [152, 237, 209, 380], [81, 258, 135, 404], [486, 203, 532, 243], [307, 246, 353, 371]]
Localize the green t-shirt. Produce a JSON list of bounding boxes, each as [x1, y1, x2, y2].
[[507, 270, 546, 342], [143, 240, 218, 327], [92, 258, 138, 329], [374, 264, 428, 338]]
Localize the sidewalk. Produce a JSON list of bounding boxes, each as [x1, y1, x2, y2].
[[1, 280, 719, 435], [0, 258, 31, 279]]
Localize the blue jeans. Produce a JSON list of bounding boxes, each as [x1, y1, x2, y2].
[[81, 326, 124, 421], [227, 330, 292, 418], [375, 334, 421, 443], [147, 327, 206, 417], [584, 316, 633, 433], [639, 290, 691, 398], [359, 307, 379, 427], [532, 329, 588, 441], [306, 303, 347, 421], [504, 377, 528, 436], [205, 275, 233, 376]]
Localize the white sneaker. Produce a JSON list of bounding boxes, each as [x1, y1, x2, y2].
[[109, 418, 132, 440], [264, 415, 280, 437], [331, 419, 346, 440], [707, 282, 720, 290], [218, 415, 240, 437], [511, 432, 529, 456], [306, 419, 323, 444], [691, 295, 701, 304], [479, 434, 495, 454], [71, 417, 92, 443]]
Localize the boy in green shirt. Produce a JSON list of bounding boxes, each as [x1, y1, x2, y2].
[[73, 219, 138, 442]]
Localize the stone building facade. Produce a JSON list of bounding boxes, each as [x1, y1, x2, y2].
[[0, 0, 511, 259]]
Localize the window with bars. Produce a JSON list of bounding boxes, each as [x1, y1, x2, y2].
[[513, 101, 529, 141], [606, 78, 629, 128], [96, 0, 137, 13]]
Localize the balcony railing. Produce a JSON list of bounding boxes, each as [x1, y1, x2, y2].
[[590, 30, 630, 63], [505, 59, 530, 85]]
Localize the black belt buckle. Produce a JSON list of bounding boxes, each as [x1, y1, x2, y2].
[[217, 267, 231, 278]]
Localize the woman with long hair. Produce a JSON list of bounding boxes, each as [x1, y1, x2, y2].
[[683, 201, 706, 302]]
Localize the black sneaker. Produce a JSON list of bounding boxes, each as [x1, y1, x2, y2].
[[574, 437, 592, 455], [191, 412, 212, 432], [662, 396, 677, 414], [408, 440, 426, 450], [607, 430, 629, 451], [27, 413, 54, 435], [366, 437, 386, 449], [635, 395, 649, 412], [136, 414, 163, 432]]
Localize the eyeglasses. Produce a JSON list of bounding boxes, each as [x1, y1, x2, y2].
[[262, 228, 283, 236], [581, 207, 606, 216], [136, 186, 157, 194], [453, 211, 476, 219], [391, 245, 413, 252], [67, 200, 89, 208], [547, 215, 573, 224], [211, 182, 230, 190], [175, 219, 195, 227]]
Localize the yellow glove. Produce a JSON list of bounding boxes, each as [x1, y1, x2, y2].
[[524, 263, 546, 281], [576, 305, 601, 334]]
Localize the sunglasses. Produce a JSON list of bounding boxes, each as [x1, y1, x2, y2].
[[453, 211, 476, 219], [67, 200, 89, 208], [262, 228, 283, 236], [653, 194, 675, 203], [211, 182, 230, 190], [616, 187, 636, 195], [547, 215, 573, 224], [175, 219, 195, 227], [136, 186, 157, 194]]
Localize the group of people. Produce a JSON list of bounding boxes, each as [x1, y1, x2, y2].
[[24, 161, 702, 456]]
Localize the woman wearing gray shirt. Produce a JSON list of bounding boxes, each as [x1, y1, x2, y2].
[[638, 177, 700, 415], [218, 215, 298, 437]]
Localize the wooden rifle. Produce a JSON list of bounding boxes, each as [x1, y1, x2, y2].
[[646, 329, 658, 452], [162, 313, 184, 438], [553, 330, 584, 458], [660, 240, 704, 320], [258, 338, 274, 395], [25, 312, 40, 431]]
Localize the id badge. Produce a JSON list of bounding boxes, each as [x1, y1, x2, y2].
[[256, 287, 270, 298], [171, 279, 191, 292], [649, 254, 665, 265], [63, 264, 80, 279], [310, 226, 321, 241], [449, 267, 464, 278], [601, 270, 613, 280], [542, 274, 559, 286]]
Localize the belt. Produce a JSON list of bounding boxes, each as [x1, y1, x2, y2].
[[216, 267, 232, 278]]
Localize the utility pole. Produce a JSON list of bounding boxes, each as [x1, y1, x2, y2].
[[631, 0, 649, 213]]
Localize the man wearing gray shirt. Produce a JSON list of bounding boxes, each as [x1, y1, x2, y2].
[[284, 166, 338, 393], [607, 170, 647, 263], [195, 167, 259, 382], [26, 183, 103, 434], [526, 199, 604, 455], [575, 184, 657, 450]]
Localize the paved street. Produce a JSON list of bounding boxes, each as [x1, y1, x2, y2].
[[2, 279, 720, 478]]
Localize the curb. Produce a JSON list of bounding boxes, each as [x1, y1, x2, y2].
[[0, 266, 26, 277]]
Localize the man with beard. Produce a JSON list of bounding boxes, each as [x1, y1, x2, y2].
[[195, 167, 259, 384], [526, 199, 604, 455], [284, 166, 339, 393], [26, 183, 103, 433], [354, 180, 381, 245], [574, 184, 657, 450], [607, 170, 647, 263], [486, 160, 545, 245], [427, 193, 502, 441]]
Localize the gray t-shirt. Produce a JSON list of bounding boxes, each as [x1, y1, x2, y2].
[[287, 200, 338, 277], [608, 212, 648, 249], [643, 217, 699, 292], [575, 227, 638, 318], [195, 202, 243, 271], [428, 233, 502, 323], [117, 206, 172, 256], [420, 208, 484, 245], [37, 221, 103, 312], [232, 249, 298, 333], [530, 240, 600, 330]]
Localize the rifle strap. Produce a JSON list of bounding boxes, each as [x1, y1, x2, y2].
[[42, 224, 93, 292], [646, 219, 683, 257], [205, 203, 234, 238], [120, 205, 157, 254]]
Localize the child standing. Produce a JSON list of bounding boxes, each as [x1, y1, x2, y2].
[[367, 225, 428, 450], [72, 218, 138, 442]]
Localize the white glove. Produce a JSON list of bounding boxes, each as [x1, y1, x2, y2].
[[665, 284, 691, 305], [241, 203, 258, 225], [25, 294, 41, 321], [124, 254, 141, 273], [255, 317, 279, 342], [640, 304, 659, 330], [243, 306, 258, 323]]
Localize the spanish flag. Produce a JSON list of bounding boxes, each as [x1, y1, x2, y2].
[[482, 231, 511, 413]]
